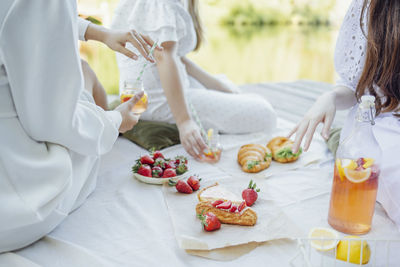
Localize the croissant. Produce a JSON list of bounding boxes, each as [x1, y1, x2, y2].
[[237, 144, 272, 173], [267, 137, 302, 163]]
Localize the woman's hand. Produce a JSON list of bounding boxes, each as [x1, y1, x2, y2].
[[84, 23, 162, 62], [288, 91, 337, 153], [102, 29, 161, 62], [114, 92, 144, 133], [178, 120, 208, 159]]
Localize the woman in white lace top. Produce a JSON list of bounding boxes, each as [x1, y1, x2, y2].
[[111, 0, 277, 159], [290, 0, 400, 230]]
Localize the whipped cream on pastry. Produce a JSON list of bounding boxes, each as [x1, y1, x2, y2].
[[198, 183, 243, 204]]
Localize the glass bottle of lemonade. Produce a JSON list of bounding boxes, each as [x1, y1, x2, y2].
[[120, 80, 148, 114], [328, 95, 382, 235]]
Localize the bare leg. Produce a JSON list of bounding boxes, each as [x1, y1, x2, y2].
[[81, 59, 108, 110]]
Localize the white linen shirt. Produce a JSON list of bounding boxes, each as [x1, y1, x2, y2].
[[0, 0, 121, 252]]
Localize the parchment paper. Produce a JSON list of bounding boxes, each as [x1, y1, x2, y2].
[[215, 145, 321, 179], [162, 176, 302, 252], [185, 242, 259, 261]]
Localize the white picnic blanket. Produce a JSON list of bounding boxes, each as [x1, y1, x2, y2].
[[1, 118, 399, 267]]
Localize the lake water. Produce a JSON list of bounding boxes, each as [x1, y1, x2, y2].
[[80, 24, 339, 95]]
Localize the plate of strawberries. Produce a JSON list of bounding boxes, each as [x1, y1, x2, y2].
[[132, 150, 189, 185]]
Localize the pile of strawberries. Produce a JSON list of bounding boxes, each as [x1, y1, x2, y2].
[[132, 151, 188, 178]]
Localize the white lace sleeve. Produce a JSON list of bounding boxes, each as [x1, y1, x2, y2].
[[334, 0, 368, 91]]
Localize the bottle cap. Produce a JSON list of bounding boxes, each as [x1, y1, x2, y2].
[[360, 95, 375, 108]]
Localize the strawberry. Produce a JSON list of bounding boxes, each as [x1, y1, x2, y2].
[[154, 158, 166, 169], [242, 180, 260, 206], [176, 163, 188, 175], [211, 199, 224, 207], [216, 200, 232, 209], [168, 179, 193, 194], [137, 164, 152, 177], [152, 150, 164, 160], [229, 205, 238, 213], [187, 175, 201, 191], [151, 166, 163, 178], [132, 160, 141, 173], [140, 155, 154, 165], [175, 155, 188, 165], [356, 158, 366, 168], [162, 168, 177, 178], [165, 160, 176, 169], [238, 201, 246, 212], [198, 211, 221, 232]]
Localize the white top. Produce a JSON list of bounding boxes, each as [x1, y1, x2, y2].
[[111, 0, 197, 121], [334, 0, 368, 92], [0, 0, 121, 251], [335, 0, 400, 230]]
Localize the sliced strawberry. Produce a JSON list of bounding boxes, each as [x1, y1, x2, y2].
[[356, 158, 366, 168], [140, 155, 154, 165], [216, 200, 232, 209], [187, 175, 201, 191], [121, 96, 131, 103], [238, 201, 246, 212], [162, 168, 177, 178], [168, 179, 193, 194], [211, 199, 224, 207], [198, 212, 221, 232], [137, 164, 152, 177], [229, 205, 237, 213]]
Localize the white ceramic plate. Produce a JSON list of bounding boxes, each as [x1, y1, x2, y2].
[[133, 172, 188, 185]]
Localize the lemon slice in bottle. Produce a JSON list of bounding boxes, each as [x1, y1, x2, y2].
[[362, 158, 374, 169], [342, 159, 357, 170], [308, 227, 339, 251], [336, 159, 356, 181], [344, 168, 371, 183]]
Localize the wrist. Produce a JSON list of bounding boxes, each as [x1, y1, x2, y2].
[[86, 23, 110, 43], [326, 90, 337, 99], [176, 118, 191, 129]]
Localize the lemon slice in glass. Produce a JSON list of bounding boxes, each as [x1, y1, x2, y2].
[[308, 227, 339, 251], [344, 168, 371, 183], [207, 128, 214, 141]]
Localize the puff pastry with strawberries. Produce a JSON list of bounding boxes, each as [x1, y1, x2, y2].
[[267, 136, 302, 163], [195, 183, 257, 226], [237, 144, 272, 173]]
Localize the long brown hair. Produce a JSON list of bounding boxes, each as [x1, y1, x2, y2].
[[357, 0, 400, 115], [187, 0, 204, 51]]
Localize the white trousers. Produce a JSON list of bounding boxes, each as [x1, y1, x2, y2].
[[140, 77, 277, 134]]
